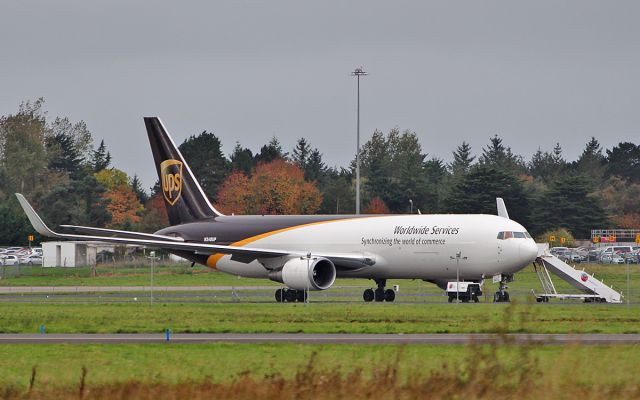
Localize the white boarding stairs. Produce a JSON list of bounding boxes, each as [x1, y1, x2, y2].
[[534, 244, 622, 303]]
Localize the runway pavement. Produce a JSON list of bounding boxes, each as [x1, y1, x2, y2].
[[1, 333, 639, 345]]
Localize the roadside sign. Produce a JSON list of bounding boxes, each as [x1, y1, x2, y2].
[[593, 237, 599, 243], [609, 235, 616, 242], [636, 234, 640, 244], [560, 237, 566, 244], [28, 235, 34, 242], [549, 235, 556, 242]]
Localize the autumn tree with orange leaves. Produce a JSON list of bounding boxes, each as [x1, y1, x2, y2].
[[95, 168, 143, 228], [364, 197, 390, 214], [216, 159, 321, 215]]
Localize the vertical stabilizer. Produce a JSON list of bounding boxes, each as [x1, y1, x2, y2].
[[144, 117, 222, 225], [496, 197, 509, 219]]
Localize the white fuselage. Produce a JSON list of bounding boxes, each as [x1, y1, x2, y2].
[[215, 214, 538, 283]]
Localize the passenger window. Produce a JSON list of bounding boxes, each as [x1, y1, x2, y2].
[[504, 231, 514, 239], [514, 232, 525, 238], [497, 232, 504, 240]]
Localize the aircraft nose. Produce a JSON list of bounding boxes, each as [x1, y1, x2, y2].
[[519, 241, 538, 263]]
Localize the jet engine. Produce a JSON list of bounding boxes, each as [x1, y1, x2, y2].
[[268, 257, 336, 291]]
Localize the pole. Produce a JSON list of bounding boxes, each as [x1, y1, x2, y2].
[[149, 251, 155, 305], [456, 256, 460, 304], [356, 73, 360, 215], [627, 261, 630, 307], [351, 67, 367, 215], [151, 256, 154, 304]]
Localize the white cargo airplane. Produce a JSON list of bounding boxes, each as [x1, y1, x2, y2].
[[16, 117, 538, 303]]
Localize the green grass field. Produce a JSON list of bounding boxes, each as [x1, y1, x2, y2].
[[1, 263, 639, 398], [0, 343, 638, 398], [0, 302, 638, 334], [0, 262, 638, 335], [1, 262, 638, 304]]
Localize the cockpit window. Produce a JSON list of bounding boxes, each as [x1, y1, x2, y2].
[[498, 231, 531, 240]]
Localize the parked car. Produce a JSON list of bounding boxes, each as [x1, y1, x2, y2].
[[601, 254, 625, 264], [4, 247, 24, 254], [0, 255, 19, 266], [550, 247, 569, 256], [19, 255, 42, 265], [569, 254, 582, 263]]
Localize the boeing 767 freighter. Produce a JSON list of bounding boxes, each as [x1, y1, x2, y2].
[[16, 118, 538, 303]]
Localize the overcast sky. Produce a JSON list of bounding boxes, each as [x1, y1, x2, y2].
[[1, 0, 638, 189]]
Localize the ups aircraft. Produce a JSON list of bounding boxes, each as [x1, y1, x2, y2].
[[16, 117, 538, 303]]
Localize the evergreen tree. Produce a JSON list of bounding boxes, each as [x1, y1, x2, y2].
[[359, 130, 394, 209], [130, 174, 148, 204], [393, 130, 428, 212], [450, 141, 475, 177], [46, 132, 84, 175], [178, 130, 229, 202], [255, 137, 287, 164], [606, 142, 640, 183], [230, 142, 255, 175], [445, 165, 531, 227], [531, 174, 608, 238], [479, 135, 524, 174], [528, 143, 565, 183], [305, 148, 327, 183], [574, 137, 605, 182], [422, 157, 448, 213], [318, 167, 354, 214], [91, 139, 111, 172], [292, 137, 311, 170]]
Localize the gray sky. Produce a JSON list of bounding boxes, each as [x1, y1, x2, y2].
[[1, 0, 639, 189]]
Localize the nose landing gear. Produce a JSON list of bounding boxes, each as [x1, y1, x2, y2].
[[493, 274, 512, 302], [363, 279, 395, 302]]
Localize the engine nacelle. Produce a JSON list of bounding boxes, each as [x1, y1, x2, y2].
[[268, 257, 336, 291]]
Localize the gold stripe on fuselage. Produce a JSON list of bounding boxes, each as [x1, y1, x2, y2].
[[205, 216, 381, 269]]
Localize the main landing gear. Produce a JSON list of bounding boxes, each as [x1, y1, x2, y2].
[[275, 288, 308, 303], [363, 279, 395, 302], [493, 275, 512, 303]]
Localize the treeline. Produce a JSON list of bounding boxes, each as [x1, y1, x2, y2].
[[1, 99, 639, 244]]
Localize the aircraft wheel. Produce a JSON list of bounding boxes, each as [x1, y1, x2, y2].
[[384, 289, 396, 302], [493, 292, 502, 303], [275, 289, 285, 303], [448, 296, 454, 303], [297, 290, 308, 302], [503, 292, 510, 302], [363, 289, 374, 302], [374, 288, 385, 302], [473, 295, 479, 303], [285, 289, 296, 302]]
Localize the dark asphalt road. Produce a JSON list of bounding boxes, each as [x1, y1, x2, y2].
[[1, 333, 638, 345]]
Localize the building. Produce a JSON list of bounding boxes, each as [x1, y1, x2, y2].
[[41, 241, 101, 267]]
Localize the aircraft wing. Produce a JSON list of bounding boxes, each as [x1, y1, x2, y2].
[[16, 194, 373, 268]]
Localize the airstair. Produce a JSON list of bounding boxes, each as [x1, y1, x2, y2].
[[532, 244, 622, 303]]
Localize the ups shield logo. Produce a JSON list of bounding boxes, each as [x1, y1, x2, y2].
[[160, 159, 183, 206]]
